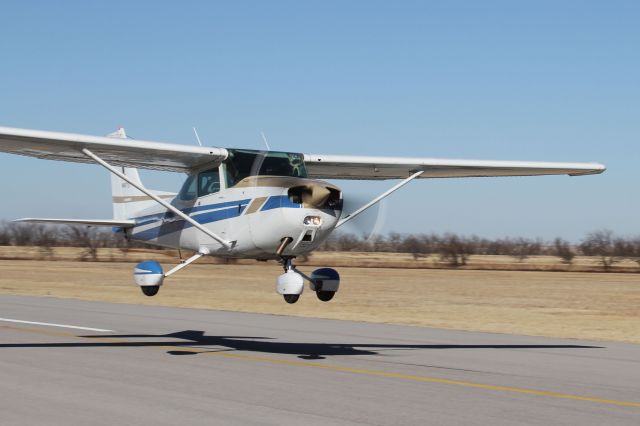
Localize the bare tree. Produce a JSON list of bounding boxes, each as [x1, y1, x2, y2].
[[369, 234, 388, 252], [32, 224, 58, 259], [482, 238, 511, 255], [438, 234, 475, 266], [336, 233, 364, 251], [386, 233, 403, 251], [63, 226, 101, 261], [509, 237, 542, 262], [398, 235, 424, 260], [631, 237, 640, 267], [552, 238, 575, 264], [0, 221, 11, 246], [10, 223, 35, 246], [609, 236, 640, 267], [579, 230, 621, 271]]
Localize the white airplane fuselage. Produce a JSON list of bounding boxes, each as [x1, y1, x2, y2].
[[124, 176, 342, 259]]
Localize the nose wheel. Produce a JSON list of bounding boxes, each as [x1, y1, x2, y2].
[[277, 257, 304, 304], [283, 294, 300, 304]]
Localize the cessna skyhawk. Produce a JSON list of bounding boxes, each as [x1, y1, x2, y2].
[[0, 126, 605, 303]]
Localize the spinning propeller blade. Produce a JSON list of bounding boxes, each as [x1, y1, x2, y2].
[[339, 193, 387, 242]]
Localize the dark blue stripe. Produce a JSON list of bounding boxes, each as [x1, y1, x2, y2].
[[131, 196, 300, 242], [261, 195, 301, 211], [184, 199, 251, 214], [131, 205, 247, 241], [133, 199, 252, 225]]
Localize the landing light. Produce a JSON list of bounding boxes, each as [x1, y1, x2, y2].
[[303, 216, 322, 226]]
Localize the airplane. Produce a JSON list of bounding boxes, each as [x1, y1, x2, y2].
[[0, 126, 605, 304]]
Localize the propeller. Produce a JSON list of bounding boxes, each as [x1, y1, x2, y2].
[[339, 192, 387, 242]]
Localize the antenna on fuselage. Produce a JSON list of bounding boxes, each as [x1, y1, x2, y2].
[[260, 132, 271, 151], [192, 127, 203, 147]]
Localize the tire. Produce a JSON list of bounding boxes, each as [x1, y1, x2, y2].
[[141, 285, 160, 297], [316, 291, 335, 302], [283, 294, 300, 304]]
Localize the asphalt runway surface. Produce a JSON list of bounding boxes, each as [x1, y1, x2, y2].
[[0, 295, 638, 425]]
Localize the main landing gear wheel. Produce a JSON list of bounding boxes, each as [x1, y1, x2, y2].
[[283, 294, 300, 304], [134, 261, 164, 297], [141, 285, 160, 297], [316, 291, 335, 302], [310, 268, 340, 302]]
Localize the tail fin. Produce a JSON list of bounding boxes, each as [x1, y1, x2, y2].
[[107, 128, 175, 220]]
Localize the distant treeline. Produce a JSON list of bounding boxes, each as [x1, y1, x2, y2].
[[0, 221, 638, 270], [318, 230, 640, 270], [0, 221, 145, 261]]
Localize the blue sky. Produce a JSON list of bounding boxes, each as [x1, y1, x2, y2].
[[0, 1, 638, 240]]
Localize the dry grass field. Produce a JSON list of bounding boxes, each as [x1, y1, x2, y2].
[[0, 259, 638, 344], [1, 246, 639, 272]]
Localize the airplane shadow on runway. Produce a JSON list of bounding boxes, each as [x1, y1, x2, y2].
[[0, 330, 603, 360]]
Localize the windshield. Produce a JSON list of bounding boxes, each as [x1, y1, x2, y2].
[[225, 149, 307, 187]]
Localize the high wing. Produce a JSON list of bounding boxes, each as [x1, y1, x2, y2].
[[0, 126, 605, 178], [0, 126, 227, 172], [304, 154, 606, 180]]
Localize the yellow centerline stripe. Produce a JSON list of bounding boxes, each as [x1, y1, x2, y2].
[[192, 349, 640, 408], [5, 324, 640, 409]]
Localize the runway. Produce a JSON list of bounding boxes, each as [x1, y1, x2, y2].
[[0, 295, 638, 425]]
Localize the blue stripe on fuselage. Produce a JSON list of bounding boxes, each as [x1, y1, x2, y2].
[[133, 198, 252, 226], [131, 204, 248, 241], [130, 196, 302, 242], [261, 195, 302, 211]]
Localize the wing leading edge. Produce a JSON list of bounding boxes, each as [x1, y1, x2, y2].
[[304, 154, 606, 180], [0, 126, 227, 173]]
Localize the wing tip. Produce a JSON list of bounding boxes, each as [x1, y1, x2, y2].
[[569, 163, 606, 176], [12, 218, 33, 223]]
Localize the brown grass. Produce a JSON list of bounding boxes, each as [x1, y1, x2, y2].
[[2, 246, 639, 273], [0, 259, 639, 344]]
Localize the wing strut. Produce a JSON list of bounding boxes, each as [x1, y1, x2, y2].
[[81, 148, 232, 249], [164, 250, 206, 278], [336, 170, 424, 229]]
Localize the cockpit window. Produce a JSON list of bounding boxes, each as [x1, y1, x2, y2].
[[225, 149, 307, 187], [198, 168, 220, 197], [178, 168, 220, 200], [178, 175, 197, 201]]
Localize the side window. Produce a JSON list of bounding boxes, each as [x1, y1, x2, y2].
[[198, 168, 220, 197], [178, 175, 197, 201]]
